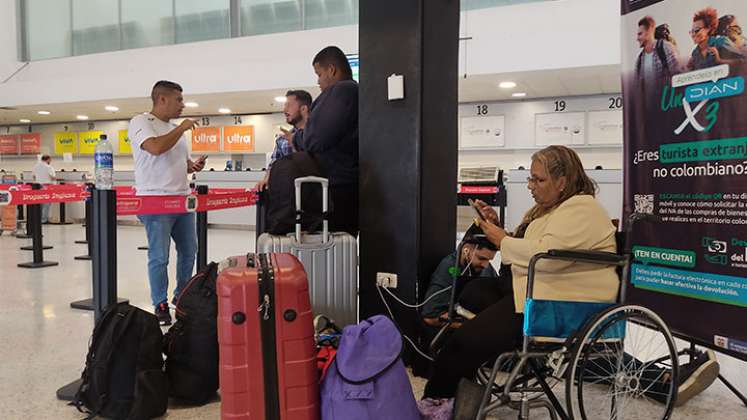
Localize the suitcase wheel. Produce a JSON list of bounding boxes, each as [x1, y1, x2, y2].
[[232, 312, 246, 325], [283, 309, 297, 322]]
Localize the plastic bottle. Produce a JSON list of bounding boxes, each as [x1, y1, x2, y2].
[[94, 134, 113, 190]]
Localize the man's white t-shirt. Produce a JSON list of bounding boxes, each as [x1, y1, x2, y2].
[[128, 113, 191, 196], [33, 161, 55, 184]]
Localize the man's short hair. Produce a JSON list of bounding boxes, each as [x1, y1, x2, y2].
[[638, 16, 656, 30], [312, 46, 353, 80], [286, 90, 313, 108], [151, 80, 183, 103], [40, 155, 51, 162], [462, 224, 498, 251], [463, 234, 498, 252]]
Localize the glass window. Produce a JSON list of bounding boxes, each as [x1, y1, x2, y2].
[[25, 0, 72, 60], [175, 0, 231, 44], [71, 0, 120, 55], [240, 0, 302, 36], [461, 0, 547, 11], [121, 0, 174, 49], [303, 0, 358, 30]]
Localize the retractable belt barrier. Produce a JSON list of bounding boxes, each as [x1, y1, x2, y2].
[[0, 183, 258, 215], [7, 183, 258, 273]]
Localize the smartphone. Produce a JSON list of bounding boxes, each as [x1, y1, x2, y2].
[[197, 155, 208, 164], [467, 198, 487, 222]]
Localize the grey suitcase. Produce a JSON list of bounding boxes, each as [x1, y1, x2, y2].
[[256, 176, 358, 326]]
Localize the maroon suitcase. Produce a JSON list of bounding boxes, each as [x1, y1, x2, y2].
[[217, 253, 320, 420]]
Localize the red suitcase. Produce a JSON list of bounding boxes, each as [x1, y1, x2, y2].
[[217, 253, 320, 420]]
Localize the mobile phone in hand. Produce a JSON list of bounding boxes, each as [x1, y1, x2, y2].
[[467, 198, 487, 222]]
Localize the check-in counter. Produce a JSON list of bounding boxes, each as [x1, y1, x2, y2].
[[505, 169, 622, 230]]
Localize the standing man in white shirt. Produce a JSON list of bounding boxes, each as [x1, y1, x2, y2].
[[128, 80, 206, 325], [33, 155, 57, 223]]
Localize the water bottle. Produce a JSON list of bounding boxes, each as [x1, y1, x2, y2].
[[94, 134, 113, 190]]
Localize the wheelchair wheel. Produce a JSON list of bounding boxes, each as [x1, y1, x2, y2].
[[565, 305, 678, 420], [476, 350, 566, 402]]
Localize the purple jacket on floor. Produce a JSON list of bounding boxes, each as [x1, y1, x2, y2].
[[320, 315, 422, 420]]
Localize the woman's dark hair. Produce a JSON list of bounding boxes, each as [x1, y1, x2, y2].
[[655, 24, 676, 45], [717, 15, 736, 36]]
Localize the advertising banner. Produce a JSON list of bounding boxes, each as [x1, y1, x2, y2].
[[118, 129, 132, 154], [191, 127, 221, 153], [222, 125, 254, 153], [622, 0, 747, 358], [19, 133, 41, 154], [0, 135, 19, 154], [79, 130, 103, 155], [55, 132, 78, 155]]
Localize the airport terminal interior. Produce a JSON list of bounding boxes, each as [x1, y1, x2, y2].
[[2, 0, 747, 419]]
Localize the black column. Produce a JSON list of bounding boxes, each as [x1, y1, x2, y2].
[[359, 0, 459, 357]]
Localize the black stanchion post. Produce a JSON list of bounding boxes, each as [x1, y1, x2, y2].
[[196, 185, 208, 273], [58, 189, 123, 400], [18, 184, 58, 268], [255, 190, 266, 243], [75, 185, 93, 259], [70, 187, 128, 310], [75, 193, 92, 245], [92, 189, 117, 320]]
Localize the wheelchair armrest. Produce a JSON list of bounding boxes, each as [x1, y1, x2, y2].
[[526, 250, 624, 302], [547, 249, 624, 265]]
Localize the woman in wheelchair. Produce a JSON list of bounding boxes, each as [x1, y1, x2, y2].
[[423, 146, 718, 412]]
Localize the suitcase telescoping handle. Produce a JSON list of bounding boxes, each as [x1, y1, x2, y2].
[[294, 176, 329, 244]]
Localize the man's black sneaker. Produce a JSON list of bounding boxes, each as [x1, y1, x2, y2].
[[155, 302, 172, 326]]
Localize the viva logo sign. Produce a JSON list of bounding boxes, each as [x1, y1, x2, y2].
[[661, 73, 745, 135]]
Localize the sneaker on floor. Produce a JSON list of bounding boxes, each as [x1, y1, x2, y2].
[[155, 302, 172, 326], [676, 349, 720, 407]]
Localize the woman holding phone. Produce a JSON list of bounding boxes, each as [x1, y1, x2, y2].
[[423, 145, 718, 406]]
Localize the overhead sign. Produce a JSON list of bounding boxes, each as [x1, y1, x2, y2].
[[0, 135, 19, 154], [118, 130, 132, 154], [79, 130, 104, 155], [222, 125, 254, 153], [191, 127, 221, 153], [54, 132, 78, 155], [19, 133, 41, 154]]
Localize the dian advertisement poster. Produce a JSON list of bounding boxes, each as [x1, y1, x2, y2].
[[622, 0, 747, 357]]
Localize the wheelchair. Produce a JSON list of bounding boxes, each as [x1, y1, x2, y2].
[[442, 215, 679, 420]]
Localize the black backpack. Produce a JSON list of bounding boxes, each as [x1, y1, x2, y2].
[[265, 151, 326, 235], [73, 303, 168, 420], [163, 262, 219, 405]]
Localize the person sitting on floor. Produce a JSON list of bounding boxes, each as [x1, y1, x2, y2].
[[421, 224, 504, 332]]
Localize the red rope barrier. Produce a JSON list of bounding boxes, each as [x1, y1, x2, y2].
[[0, 183, 258, 215]]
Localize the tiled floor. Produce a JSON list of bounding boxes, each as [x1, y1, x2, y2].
[[1, 224, 746, 419]]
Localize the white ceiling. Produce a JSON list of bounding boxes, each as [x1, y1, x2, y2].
[[0, 64, 622, 125]]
